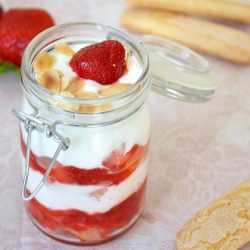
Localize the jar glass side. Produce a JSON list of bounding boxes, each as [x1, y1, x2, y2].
[[21, 98, 151, 244], [18, 23, 151, 244]]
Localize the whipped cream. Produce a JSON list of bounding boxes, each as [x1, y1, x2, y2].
[[24, 158, 147, 214]]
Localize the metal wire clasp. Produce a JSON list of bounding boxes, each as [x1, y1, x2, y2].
[[13, 108, 70, 202]]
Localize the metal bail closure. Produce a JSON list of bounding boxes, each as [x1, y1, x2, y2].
[[141, 35, 220, 103], [13, 109, 70, 202]]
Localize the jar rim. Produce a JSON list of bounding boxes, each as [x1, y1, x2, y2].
[[21, 22, 150, 108]]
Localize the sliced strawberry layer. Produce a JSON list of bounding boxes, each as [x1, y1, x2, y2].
[[26, 180, 146, 242], [20, 135, 148, 185]]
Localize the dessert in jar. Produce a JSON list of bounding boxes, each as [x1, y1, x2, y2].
[[18, 23, 150, 244], [14, 23, 219, 245]]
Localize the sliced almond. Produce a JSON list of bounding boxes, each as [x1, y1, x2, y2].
[[55, 43, 75, 56], [40, 69, 61, 93], [54, 70, 69, 90], [65, 78, 85, 96], [78, 90, 111, 113], [79, 103, 112, 113], [59, 103, 79, 112], [77, 91, 107, 113], [60, 76, 69, 91], [55, 69, 64, 78], [57, 91, 80, 111], [34, 52, 56, 73], [76, 91, 107, 113], [126, 51, 131, 68], [35, 73, 42, 83], [98, 83, 132, 96], [75, 91, 98, 99], [60, 91, 74, 98]]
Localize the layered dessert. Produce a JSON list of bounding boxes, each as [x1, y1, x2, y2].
[[21, 39, 150, 243]]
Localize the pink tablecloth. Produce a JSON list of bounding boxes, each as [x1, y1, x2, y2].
[[1, 0, 250, 249]]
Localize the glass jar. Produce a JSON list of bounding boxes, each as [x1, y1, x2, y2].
[[14, 23, 219, 245]]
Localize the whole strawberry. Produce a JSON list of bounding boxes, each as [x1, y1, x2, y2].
[[70, 40, 126, 84], [0, 7, 54, 68]]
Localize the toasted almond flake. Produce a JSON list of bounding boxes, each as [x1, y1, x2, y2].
[[78, 91, 111, 112], [65, 78, 85, 96], [34, 52, 56, 73], [35, 73, 42, 83], [60, 91, 74, 98], [60, 76, 69, 91], [40, 69, 61, 93], [89, 188, 108, 200], [75, 91, 98, 99], [57, 91, 80, 112], [57, 103, 80, 112], [55, 69, 64, 78], [55, 43, 75, 56], [54, 70, 69, 90], [79, 103, 112, 113], [98, 83, 132, 96], [126, 51, 131, 68]]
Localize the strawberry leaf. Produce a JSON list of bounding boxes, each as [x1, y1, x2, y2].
[[0, 62, 20, 75]]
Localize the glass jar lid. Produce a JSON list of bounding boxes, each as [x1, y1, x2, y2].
[[141, 35, 220, 103]]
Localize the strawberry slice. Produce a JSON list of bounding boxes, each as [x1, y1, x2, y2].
[[70, 40, 126, 84], [102, 144, 146, 174], [103, 143, 126, 172], [0, 7, 54, 70]]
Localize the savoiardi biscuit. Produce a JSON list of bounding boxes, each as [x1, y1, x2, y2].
[[127, 0, 250, 24], [176, 178, 250, 250], [122, 8, 250, 64]]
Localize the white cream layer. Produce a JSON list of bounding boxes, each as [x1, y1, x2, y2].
[[24, 158, 147, 214], [21, 100, 150, 169]]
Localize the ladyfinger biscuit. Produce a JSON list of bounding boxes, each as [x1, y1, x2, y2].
[[122, 8, 250, 64], [127, 0, 250, 24], [177, 178, 250, 250]]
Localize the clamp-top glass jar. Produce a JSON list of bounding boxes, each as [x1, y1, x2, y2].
[[14, 23, 219, 244]]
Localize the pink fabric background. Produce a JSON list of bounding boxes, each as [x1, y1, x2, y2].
[[0, 0, 250, 249]]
